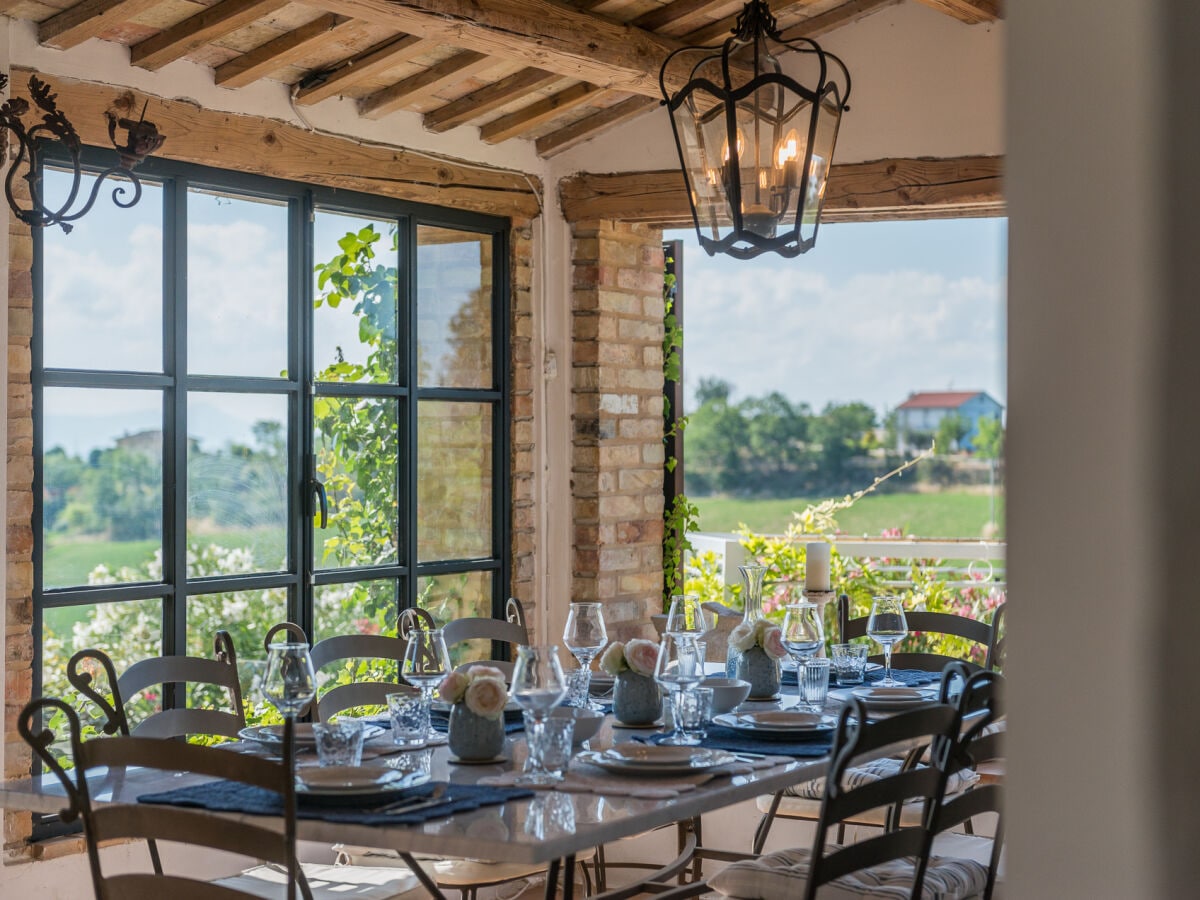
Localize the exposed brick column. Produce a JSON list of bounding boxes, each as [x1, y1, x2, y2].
[[571, 221, 664, 643], [5, 192, 33, 859], [509, 218, 537, 633]]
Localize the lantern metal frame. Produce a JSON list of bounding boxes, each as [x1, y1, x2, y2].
[[0, 73, 165, 233], [659, 0, 851, 259]]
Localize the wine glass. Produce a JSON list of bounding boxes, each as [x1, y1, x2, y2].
[[866, 595, 909, 687], [665, 593, 712, 639], [654, 635, 706, 746], [563, 602, 608, 710], [403, 628, 452, 739], [263, 642, 317, 720], [510, 646, 568, 783], [782, 603, 824, 710]]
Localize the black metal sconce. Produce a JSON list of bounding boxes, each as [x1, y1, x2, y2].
[[0, 74, 165, 233], [659, 0, 851, 259]]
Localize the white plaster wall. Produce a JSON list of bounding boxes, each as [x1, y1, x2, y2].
[[547, 0, 1004, 179]]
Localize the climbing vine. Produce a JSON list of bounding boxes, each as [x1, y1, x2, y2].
[[662, 249, 698, 606]]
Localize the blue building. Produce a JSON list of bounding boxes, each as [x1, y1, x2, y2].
[[894, 391, 1004, 452]]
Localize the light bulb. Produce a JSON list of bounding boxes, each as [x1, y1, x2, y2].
[[776, 130, 800, 168]]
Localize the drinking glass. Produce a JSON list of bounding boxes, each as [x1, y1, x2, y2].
[[676, 686, 713, 741], [831, 643, 869, 685], [263, 642, 316, 719], [665, 593, 711, 639], [654, 634, 706, 746], [522, 711, 574, 783], [387, 691, 428, 748], [313, 718, 365, 767], [800, 658, 831, 713], [403, 628, 451, 738], [510, 645, 568, 784], [866, 595, 909, 686], [782, 603, 824, 707], [563, 602, 608, 710]]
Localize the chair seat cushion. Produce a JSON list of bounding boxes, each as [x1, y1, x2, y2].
[[708, 846, 989, 900], [334, 844, 596, 885], [754, 793, 926, 828], [782, 757, 979, 800], [215, 862, 427, 899]]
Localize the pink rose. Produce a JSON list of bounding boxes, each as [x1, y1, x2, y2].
[[438, 670, 469, 704], [599, 641, 628, 676], [467, 665, 507, 684], [465, 676, 508, 719], [729, 622, 756, 653], [624, 638, 659, 677], [761, 625, 789, 660]]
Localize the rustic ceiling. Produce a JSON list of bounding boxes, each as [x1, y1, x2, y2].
[[0, 0, 1001, 158]]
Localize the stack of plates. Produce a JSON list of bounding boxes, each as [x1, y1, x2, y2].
[[851, 686, 939, 709], [576, 743, 736, 775], [238, 723, 386, 749], [712, 710, 838, 740], [294, 766, 425, 805]]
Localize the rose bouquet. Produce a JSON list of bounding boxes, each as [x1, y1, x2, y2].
[[599, 638, 662, 725], [728, 619, 787, 699], [598, 638, 659, 678], [437, 665, 508, 720], [728, 619, 789, 659]]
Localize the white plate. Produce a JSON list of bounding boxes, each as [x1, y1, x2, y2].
[[296, 766, 409, 794], [851, 687, 938, 708], [239, 723, 385, 749], [604, 743, 704, 765], [713, 712, 838, 737], [577, 748, 736, 775]]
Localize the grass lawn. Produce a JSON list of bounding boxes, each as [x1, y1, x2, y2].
[[693, 489, 1005, 539]]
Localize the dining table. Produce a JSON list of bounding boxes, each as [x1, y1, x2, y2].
[[0, 669, 943, 900]]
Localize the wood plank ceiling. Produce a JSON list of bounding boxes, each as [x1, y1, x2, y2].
[[2, 0, 1001, 158]]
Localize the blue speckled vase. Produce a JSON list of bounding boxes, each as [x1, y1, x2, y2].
[[736, 646, 782, 699], [612, 671, 662, 726], [448, 703, 505, 760]]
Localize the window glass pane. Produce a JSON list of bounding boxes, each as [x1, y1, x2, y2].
[[313, 211, 398, 384], [41, 598, 163, 725], [314, 397, 398, 569], [187, 587, 287, 710], [417, 226, 492, 389], [314, 579, 398, 641], [419, 571, 492, 665], [187, 189, 289, 378], [417, 402, 492, 562], [187, 393, 288, 576], [42, 169, 163, 372], [43, 388, 162, 589]]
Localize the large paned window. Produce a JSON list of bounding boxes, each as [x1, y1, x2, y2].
[[33, 153, 510, 713]]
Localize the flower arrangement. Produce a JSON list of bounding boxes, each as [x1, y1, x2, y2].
[[599, 638, 659, 678], [729, 619, 789, 659], [437, 665, 508, 719]]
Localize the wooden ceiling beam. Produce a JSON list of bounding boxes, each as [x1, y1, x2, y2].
[[359, 51, 497, 119], [215, 14, 349, 88], [131, 0, 290, 71], [294, 34, 429, 105], [536, 95, 657, 157], [632, 0, 738, 36], [558, 155, 1005, 225], [779, 0, 904, 41], [39, 0, 163, 50], [914, 0, 1002, 25], [423, 69, 563, 133], [307, 0, 695, 98], [480, 82, 605, 143]]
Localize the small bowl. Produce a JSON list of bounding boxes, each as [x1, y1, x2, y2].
[[550, 706, 604, 744], [701, 677, 752, 714]]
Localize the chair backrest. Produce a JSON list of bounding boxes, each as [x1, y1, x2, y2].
[[68, 633, 246, 740], [441, 597, 529, 672], [805, 698, 959, 900], [307, 633, 417, 722], [18, 697, 307, 900], [839, 595, 1007, 674]]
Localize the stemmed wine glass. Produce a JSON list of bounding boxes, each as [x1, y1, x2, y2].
[[563, 602, 608, 710], [665, 593, 712, 639], [510, 645, 567, 783], [403, 628, 452, 739], [654, 634, 706, 746], [781, 603, 824, 710], [866, 595, 909, 687], [263, 642, 317, 765]]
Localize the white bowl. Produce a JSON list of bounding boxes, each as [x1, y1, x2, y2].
[[701, 677, 752, 714], [550, 706, 604, 744]]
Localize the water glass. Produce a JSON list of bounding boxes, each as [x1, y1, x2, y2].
[[510, 645, 567, 719], [387, 691, 428, 748], [655, 635, 706, 746], [404, 628, 451, 738], [522, 710, 574, 784], [675, 686, 713, 741], [831, 643, 869, 685], [262, 642, 316, 719], [562, 666, 592, 709], [563, 602, 608, 710], [313, 718, 365, 767], [801, 658, 831, 713]]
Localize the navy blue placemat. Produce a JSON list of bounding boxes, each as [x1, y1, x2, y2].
[[362, 712, 526, 735], [138, 779, 533, 826], [637, 725, 833, 759], [782, 667, 938, 688]]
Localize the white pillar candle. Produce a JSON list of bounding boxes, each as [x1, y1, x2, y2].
[[805, 542, 831, 592]]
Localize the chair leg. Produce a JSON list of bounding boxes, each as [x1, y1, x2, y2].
[[836, 822, 846, 844], [964, 817, 975, 835], [595, 844, 608, 892], [581, 858, 593, 896], [753, 793, 784, 854]]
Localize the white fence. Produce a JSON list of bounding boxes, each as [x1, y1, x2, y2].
[[686, 532, 1006, 599]]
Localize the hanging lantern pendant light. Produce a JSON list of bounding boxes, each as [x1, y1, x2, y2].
[[660, 0, 851, 259]]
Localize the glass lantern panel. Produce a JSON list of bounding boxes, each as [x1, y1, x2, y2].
[[733, 82, 789, 240], [799, 94, 844, 242], [674, 91, 727, 241]]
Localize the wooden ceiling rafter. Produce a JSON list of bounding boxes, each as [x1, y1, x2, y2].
[[358, 50, 498, 118], [39, 0, 163, 50], [215, 13, 349, 88], [293, 34, 431, 105], [423, 69, 565, 133], [535, 95, 657, 157], [130, 0, 291, 71], [914, 0, 1001, 25], [479, 82, 604, 143]]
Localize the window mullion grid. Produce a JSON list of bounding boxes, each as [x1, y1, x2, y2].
[[164, 175, 188, 709], [401, 216, 418, 619], [491, 229, 512, 624], [292, 192, 311, 637]]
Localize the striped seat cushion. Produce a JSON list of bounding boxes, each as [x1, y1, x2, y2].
[[708, 847, 989, 900], [783, 757, 979, 799]]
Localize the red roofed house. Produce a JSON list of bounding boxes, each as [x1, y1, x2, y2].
[[894, 390, 1004, 452]]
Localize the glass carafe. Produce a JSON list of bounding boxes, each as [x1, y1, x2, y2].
[[726, 563, 767, 677]]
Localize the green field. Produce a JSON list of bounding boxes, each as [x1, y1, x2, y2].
[[692, 489, 1005, 539]]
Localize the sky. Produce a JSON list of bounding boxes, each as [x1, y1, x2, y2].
[[666, 217, 1007, 418]]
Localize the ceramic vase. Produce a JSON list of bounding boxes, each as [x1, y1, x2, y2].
[[612, 671, 662, 726], [736, 646, 781, 699], [447, 703, 505, 760]]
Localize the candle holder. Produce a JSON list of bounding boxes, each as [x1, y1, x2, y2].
[[801, 589, 836, 613]]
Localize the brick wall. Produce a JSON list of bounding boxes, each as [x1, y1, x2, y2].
[[571, 221, 665, 643], [509, 218, 537, 628]]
